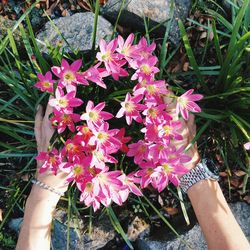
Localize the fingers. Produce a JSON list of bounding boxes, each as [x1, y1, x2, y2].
[[163, 92, 178, 120], [34, 105, 43, 151], [44, 101, 53, 125], [43, 102, 55, 149], [186, 114, 196, 140]]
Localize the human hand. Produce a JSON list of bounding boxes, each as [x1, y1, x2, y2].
[[164, 93, 200, 173], [32, 103, 68, 201]]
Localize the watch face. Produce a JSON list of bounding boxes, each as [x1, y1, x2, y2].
[[204, 159, 220, 177]]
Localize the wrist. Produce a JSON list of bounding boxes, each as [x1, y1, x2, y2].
[[28, 184, 61, 207]]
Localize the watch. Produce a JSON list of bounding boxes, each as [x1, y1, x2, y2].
[[179, 158, 220, 193]]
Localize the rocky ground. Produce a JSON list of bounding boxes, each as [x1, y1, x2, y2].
[[8, 202, 250, 249]]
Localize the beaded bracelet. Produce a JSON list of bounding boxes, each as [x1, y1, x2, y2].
[[31, 179, 65, 196]]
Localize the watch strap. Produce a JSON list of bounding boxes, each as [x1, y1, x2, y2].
[[179, 159, 219, 193]]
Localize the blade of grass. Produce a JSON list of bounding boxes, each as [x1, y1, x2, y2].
[[91, 0, 100, 51], [212, 20, 223, 66], [178, 20, 210, 94], [107, 206, 134, 249], [7, 29, 23, 76], [217, 0, 250, 89], [143, 196, 190, 247], [111, 0, 126, 39], [158, 0, 174, 78], [0, 0, 40, 55], [177, 187, 190, 226]]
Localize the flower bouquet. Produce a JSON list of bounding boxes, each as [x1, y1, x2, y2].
[[35, 34, 203, 211]]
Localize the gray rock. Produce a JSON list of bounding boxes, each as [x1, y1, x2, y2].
[[101, 0, 192, 45], [127, 216, 150, 241], [9, 215, 115, 250], [136, 202, 250, 250], [0, 16, 22, 46], [36, 12, 114, 53]]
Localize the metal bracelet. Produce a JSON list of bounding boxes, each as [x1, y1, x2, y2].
[[31, 179, 64, 196]]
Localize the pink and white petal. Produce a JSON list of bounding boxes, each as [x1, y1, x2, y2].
[[71, 59, 82, 71]]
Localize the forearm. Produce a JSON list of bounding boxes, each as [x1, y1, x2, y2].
[[16, 186, 60, 250], [188, 179, 249, 250]]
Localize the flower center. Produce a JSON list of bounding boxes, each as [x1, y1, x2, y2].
[[138, 145, 146, 153], [147, 85, 157, 94], [63, 114, 71, 123], [73, 164, 83, 176], [177, 96, 188, 108], [97, 132, 108, 142], [140, 64, 151, 75], [63, 71, 75, 82], [162, 163, 173, 174], [163, 125, 171, 136], [49, 156, 57, 165], [42, 81, 51, 89], [121, 45, 130, 56], [148, 107, 158, 118], [85, 182, 93, 192], [58, 98, 69, 108], [89, 111, 99, 122], [101, 52, 111, 61], [124, 102, 135, 112]]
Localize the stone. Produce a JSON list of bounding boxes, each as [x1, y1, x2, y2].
[[9, 214, 115, 250], [0, 16, 22, 46], [127, 216, 150, 241], [136, 202, 250, 250], [36, 12, 114, 53], [100, 0, 192, 45]]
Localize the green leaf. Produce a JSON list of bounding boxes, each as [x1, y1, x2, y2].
[[158, 0, 174, 78], [107, 206, 134, 249], [212, 20, 223, 66], [178, 20, 210, 94]]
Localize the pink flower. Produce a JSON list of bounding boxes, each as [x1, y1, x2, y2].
[[79, 181, 101, 212], [60, 156, 91, 183], [49, 87, 83, 111], [96, 39, 128, 80], [36, 148, 61, 174], [142, 103, 171, 124], [244, 142, 250, 150], [176, 89, 203, 120], [93, 168, 124, 206], [90, 148, 118, 169], [116, 93, 146, 125], [75, 125, 93, 145], [80, 101, 113, 126], [154, 160, 188, 192], [131, 57, 159, 81], [127, 140, 149, 164], [135, 37, 156, 60], [149, 142, 172, 163], [52, 59, 88, 92], [82, 63, 108, 89], [119, 173, 143, 197], [34, 71, 54, 93], [51, 109, 80, 133], [134, 80, 168, 97], [115, 128, 132, 153], [135, 161, 159, 189], [61, 138, 85, 161], [88, 122, 121, 154], [116, 34, 139, 60], [158, 120, 183, 144]]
